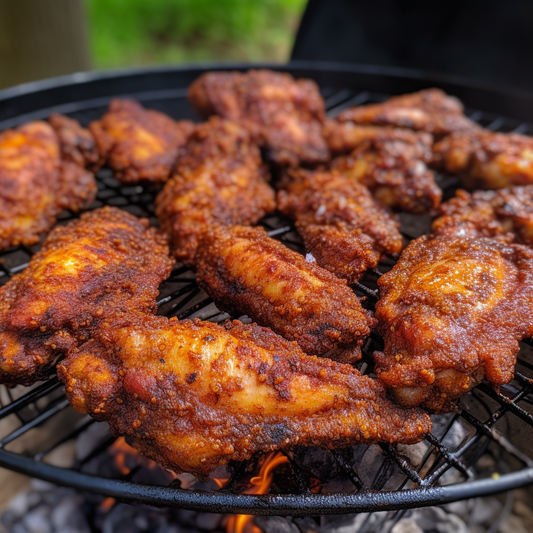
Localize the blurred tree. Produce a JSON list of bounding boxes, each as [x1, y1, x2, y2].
[[86, 0, 306, 69], [0, 0, 90, 89]]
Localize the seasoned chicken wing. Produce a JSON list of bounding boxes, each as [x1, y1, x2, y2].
[[330, 134, 441, 213], [337, 89, 479, 138], [374, 234, 533, 411], [155, 118, 275, 266], [188, 69, 329, 167], [58, 315, 431, 477], [433, 129, 533, 189], [278, 169, 402, 282], [49, 113, 101, 170], [0, 207, 173, 386], [89, 99, 194, 183], [0, 120, 97, 251], [195, 224, 375, 362], [323, 119, 433, 158], [433, 186, 533, 245]]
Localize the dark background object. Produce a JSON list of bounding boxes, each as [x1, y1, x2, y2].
[[292, 0, 533, 92], [0, 0, 91, 89]]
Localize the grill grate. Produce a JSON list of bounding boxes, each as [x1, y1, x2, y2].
[[1, 77, 533, 516]]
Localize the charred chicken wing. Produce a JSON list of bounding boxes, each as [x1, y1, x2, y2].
[[336, 89, 479, 138], [155, 118, 275, 266], [330, 134, 441, 213], [89, 99, 194, 183], [0, 207, 173, 386], [433, 186, 533, 245], [278, 169, 403, 283], [58, 315, 431, 477], [195, 224, 375, 363], [0, 120, 97, 251], [188, 69, 329, 166], [374, 234, 533, 411], [433, 129, 533, 189]]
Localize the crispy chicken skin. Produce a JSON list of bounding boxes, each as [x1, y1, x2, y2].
[[374, 234, 533, 411], [337, 89, 479, 138], [187, 69, 329, 167], [0, 207, 173, 386], [330, 135, 442, 213], [0, 121, 97, 251], [278, 169, 403, 282], [433, 130, 533, 189], [323, 119, 434, 158], [89, 99, 194, 183], [433, 186, 533, 245], [58, 315, 431, 477], [155, 118, 275, 266], [195, 225, 375, 363], [49, 113, 100, 170]]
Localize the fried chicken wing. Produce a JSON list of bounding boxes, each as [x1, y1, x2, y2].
[[49, 113, 100, 170], [337, 89, 479, 138], [155, 118, 275, 266], [89, 99, 194, 183], [433, 186, 533, 245], [0, 120, 97, 251], [277, 169, 402, 282], [195, 224, 375, 362], [188, 69, 329, 167], [374, 234, 533, 411], [323, 119, 433, 157], [330, 134, 442, 213], [0, 207, 173, 386], [58, 315, 431, 477], [433, 130, 533, 189]]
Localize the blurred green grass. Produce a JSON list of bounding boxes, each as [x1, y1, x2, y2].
[[86, 0, 307, 69]]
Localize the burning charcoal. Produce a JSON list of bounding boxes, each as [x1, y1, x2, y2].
[[390, 518, 424, 533], [50, 495, 90, 533], [22, 505, 52, 533]]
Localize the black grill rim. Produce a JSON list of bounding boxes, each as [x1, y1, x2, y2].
[[2, 62, 533, 516]]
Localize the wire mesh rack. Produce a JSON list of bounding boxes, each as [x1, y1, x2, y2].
[[1, 64, 533, 516]]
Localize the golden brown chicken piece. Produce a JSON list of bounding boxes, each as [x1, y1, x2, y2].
[[330, 134, 442, 213], [195, 224, 375, 363], [155, 118, 275, 266], [323, 119, 434, 157], [0, 120, 97, 251], [89, 99, 194, 183], [374, 234, 533, 411], [188, 69, 329, 167], [433, 129, 533, 189], [277, 169, 403, 283], [433, 186, 533, 245], [49, 113, 101, 170], [336, 89, 479, 138], [0, 207, 173, 386], [58, 314, 431, 477]]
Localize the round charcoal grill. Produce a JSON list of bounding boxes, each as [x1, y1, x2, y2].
[[2, 62, 533, 517]]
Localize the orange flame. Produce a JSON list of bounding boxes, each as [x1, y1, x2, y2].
[[226, 452, 289, 533]]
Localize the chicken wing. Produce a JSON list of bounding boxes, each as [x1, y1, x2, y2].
[[374, 234, 533, 411], [188, 69, 329, 167], [277, 169, 403, 283], [323, 119, 433, 157], [58, 314, 431, 477], [432, 186, 533, 245], [155, 118, 275, 266], [89, 99, 194, 183], [336, 89, 479, 138], [433, 129, 533, 189], [0, 207, 173, 386], [0, 120, 97, 251], [330, 134, 442, 213], [195, 224, 375, 363]]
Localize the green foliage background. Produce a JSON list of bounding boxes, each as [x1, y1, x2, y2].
[[86, 0, 307, 69]]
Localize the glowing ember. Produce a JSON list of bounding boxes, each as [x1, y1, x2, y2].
[[226, 452, 289, 533]]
